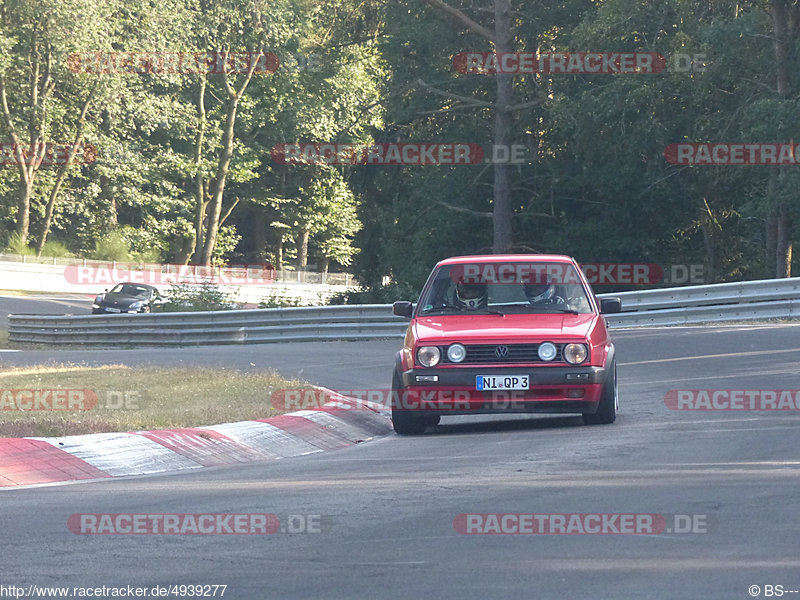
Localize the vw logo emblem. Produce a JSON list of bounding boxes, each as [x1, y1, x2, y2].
[[495, 345, 509, 358]]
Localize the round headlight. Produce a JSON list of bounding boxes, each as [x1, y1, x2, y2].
[[537, 342, 557, 361], [564, 343, 588, 364], [447, 343, 466, 363], [417, 346, 441, 367]]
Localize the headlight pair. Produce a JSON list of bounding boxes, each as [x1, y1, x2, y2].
[[539, 341, 587, 364], [417, 343, 466, 367], [417, 342, 588, 367]]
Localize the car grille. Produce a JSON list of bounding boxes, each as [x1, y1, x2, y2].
[[449, 343, 564, 364]]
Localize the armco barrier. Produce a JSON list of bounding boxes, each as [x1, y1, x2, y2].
[[8, 278, 800, 346], [8, 304, 410, 345]]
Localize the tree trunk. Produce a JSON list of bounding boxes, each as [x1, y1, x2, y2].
[[700, 200, 716, 283], [296, 229, 309, 269], [276, 238, 283, 270], [769, 0, 794, 277], [108, 193, 118, 230], [192, 76, 207, 263], [201, 97, 239, 265], [776, 203, 792, 277], [15, 177, 33, 244], [0, 40, 56, 246], [420, 0, 515, 253], [200, 53, 260, 266], [765, 213, 777, 269], [253, 205, 266, 260], [492, 0, 513, 253], [36, 87, 96, 256]]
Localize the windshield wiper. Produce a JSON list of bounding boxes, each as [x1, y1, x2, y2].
[[490, 302, 582, 315], [420, 304, 462, 314], [420, 304, 504, 316]]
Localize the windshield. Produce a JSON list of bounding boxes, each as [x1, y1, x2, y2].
[[417, 262, 594, 316], [109, 284, 152, 298]]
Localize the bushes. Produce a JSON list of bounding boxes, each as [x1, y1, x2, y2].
[[159, 282, 239, 312], [3, 234, 74, 258], [257, 292, 325, 308], [39, 241, 74, 257], [329, 281, 420, 305], [91, 231, 131, 261], [4, 233, 34, 256]]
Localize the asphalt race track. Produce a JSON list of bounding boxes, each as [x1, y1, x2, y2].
[[2, 325, 800, 599], [0, 294, 88, 329]]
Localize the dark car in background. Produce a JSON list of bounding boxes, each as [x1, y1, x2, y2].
[[92, 282, 165, 314]]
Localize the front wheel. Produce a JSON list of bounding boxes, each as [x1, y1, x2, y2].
[[391, 370, 428, 435], [583, 361, 617, 425]]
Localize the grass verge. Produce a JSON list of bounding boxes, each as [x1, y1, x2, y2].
[[0, 364, 313, 437]]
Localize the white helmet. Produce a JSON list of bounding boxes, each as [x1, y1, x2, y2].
[[523, 280, 556, 304], [455, 280, 488, 310]]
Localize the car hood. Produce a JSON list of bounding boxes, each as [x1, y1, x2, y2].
[[100, 293, 147, 307], [413, 313, 597, 343]]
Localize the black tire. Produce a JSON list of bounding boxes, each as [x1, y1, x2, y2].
[[423, 414, 441, 426], [583, 361, 617, 425], [391, 370, 427, 435]]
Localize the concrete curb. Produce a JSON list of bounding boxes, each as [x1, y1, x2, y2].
[[0, 390, 392, 488]]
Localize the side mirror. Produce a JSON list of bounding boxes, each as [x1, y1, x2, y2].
[[392, 301, 414, 318], [600, 298, 622, 314]]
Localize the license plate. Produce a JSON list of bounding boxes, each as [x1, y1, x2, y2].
[[105, 307, 121, 313], [476, 375, 529, 391]]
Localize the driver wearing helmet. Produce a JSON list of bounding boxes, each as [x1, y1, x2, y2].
[[523, 278, 565, 305], [455, 280, 488, 310]]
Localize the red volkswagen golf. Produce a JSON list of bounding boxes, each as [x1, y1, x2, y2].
[[390, 254, 622, 434]]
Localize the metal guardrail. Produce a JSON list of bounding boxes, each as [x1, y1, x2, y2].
[[9, 305, 409, 345], [604, 277, 800, 327], [8, 278, 800, 346]]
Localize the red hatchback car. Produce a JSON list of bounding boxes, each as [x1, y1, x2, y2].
[[390, 254, 622, 434]]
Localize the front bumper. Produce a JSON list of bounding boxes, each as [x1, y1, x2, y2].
[[92, 307, 143, 314], [399, 364, 608, 415]]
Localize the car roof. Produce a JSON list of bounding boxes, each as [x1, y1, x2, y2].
[[116, 282, 157, 289], [436, 254, 575, 266]]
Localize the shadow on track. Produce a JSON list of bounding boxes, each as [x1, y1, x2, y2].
[[416, 414, 588, 436]]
